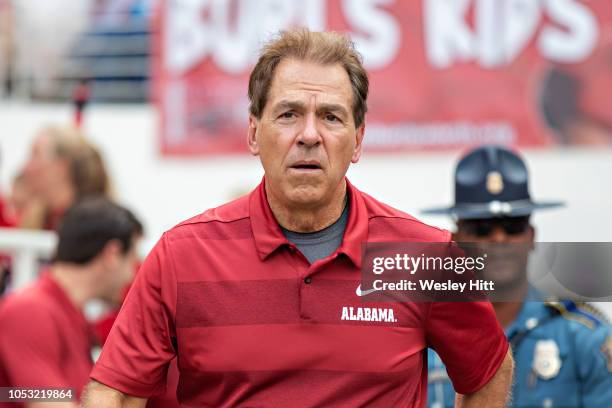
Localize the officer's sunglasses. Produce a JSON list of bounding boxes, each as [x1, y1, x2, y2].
[[460, 216, 531, 237]]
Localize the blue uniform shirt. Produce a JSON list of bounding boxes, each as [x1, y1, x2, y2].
[[428, 299, 612, 408]]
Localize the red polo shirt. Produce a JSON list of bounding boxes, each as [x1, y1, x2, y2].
[[91, 179, 508, 407], [0, 273, 95, 407]]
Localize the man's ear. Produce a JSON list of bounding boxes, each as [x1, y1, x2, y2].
[[247, 115, 260, 156], [452, 221, 463, 242], [351, 123, 365, 163], [100, 239, 122, 266]]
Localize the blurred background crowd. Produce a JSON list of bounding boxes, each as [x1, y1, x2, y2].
[[0, 0, 611, 407]]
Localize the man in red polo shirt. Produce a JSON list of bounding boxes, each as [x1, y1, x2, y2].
[[84, 29, 513, 407], [0, 198, 142, 407]]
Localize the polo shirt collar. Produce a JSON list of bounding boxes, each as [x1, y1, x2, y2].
[[337, 178, 368, 268], [249, 177, 368, 268], [249, 179, 288, 260]]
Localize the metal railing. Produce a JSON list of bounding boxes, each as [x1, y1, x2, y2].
[[0, 227, 56, 290]]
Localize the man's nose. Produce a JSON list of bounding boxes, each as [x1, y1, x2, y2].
[[488, 226, 510, 243], [296, 112, 321, 147]]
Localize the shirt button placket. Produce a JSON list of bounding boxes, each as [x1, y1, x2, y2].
[[300, 263, 316, 320]]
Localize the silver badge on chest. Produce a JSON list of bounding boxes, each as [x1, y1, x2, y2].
[[533, 339, 562, 380]]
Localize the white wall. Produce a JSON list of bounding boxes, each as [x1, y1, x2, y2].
[[1, 101, 611, 252], [13, 0, 92, 96]]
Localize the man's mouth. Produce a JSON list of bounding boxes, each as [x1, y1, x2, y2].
[[290, 161, 322, 171]]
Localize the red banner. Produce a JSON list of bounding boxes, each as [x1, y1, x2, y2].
[[153, 0, 612, 155]]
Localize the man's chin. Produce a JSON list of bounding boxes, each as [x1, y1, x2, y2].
[[269, 174, 342, 207], [286, 187, 326, 206]]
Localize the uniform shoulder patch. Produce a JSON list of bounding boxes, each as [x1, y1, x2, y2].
[[545, 301, 607, 329], [601, 335, 612, 372]]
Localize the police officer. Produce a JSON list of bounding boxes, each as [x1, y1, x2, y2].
[[423, 145, 612, 408]]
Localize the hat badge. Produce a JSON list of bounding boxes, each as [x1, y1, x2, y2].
[[486, 171, 504, 195]]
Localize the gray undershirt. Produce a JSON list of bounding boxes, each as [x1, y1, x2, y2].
[[281, 199, 349, 264]]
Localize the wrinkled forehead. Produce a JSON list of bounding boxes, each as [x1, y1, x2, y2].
[[266, 59, 353, 110]]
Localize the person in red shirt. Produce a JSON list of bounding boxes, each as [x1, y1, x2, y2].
[[84, 29, 513, 407], [0, 198, 142, 407]]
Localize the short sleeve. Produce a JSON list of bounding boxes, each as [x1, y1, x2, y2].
[[576, 325, 612, 407], [90, 234, 177, 397], [0, 304, 66, 388], [425, 299, 509, 395]]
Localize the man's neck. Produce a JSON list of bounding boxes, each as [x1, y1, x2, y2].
[[492, 280, 529, 328], [50, 264, 95, 309], [266, 180, 347, 233]]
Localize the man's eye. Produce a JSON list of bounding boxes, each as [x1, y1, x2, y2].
[[325, 113, 339, 122], [279, 111, 296, 119]]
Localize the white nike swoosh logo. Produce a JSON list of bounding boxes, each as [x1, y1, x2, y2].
[[355, 284, 379, 297]]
